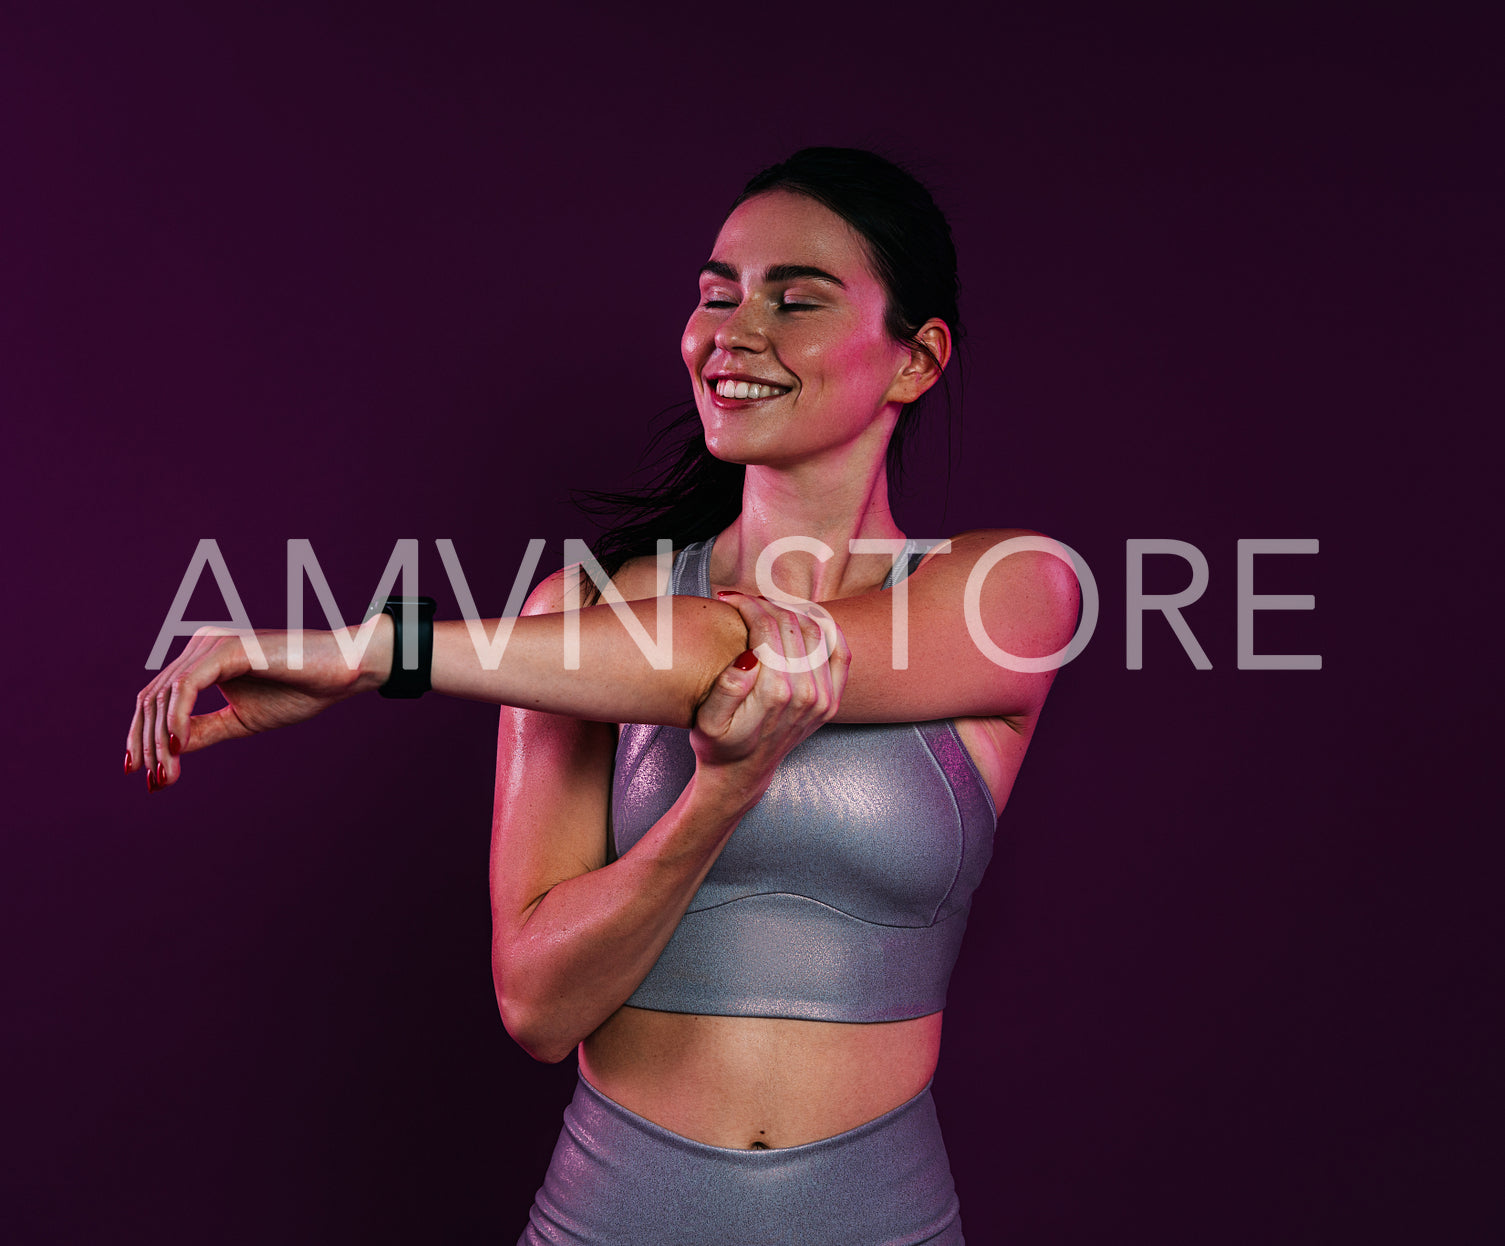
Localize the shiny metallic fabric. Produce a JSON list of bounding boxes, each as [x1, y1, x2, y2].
[[518, 1073, 964, 1245]]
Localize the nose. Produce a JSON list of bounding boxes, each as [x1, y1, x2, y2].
[[713, 298, 770, 352]]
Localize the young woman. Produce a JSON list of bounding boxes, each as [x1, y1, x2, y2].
[[126, 149, 1080, 1243]]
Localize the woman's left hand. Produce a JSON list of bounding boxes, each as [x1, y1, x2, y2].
[[124, 626, 378, 792]]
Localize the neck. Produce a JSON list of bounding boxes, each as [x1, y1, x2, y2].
[[717, 440, 906, 603]]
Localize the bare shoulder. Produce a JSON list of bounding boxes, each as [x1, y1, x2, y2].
[[521, 551, 672, 617], [934, 528, 1080, 599], [520, 566, 575, 616], [921, 528, 1082, 657]]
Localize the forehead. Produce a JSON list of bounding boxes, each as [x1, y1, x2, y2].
[[709, 190, 878, 284]]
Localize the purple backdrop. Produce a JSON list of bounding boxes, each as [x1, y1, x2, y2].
[[6, 3, 1500, 1243]]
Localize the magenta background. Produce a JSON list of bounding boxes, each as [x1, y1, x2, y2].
[[5, 3, 1501, 1243]]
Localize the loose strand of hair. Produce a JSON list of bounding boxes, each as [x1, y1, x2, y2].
[[572, 401, 745, 602]]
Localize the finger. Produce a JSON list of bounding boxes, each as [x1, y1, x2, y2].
[[140, 689, 159, 792], [807, 604, 841, 675], [694, 649, 761, 737], [793, 611, 833, 711], [763, 604, 825, 680], [745, 600, 805, 676], [152, 685, 173, 786], [136, 638, 197, 787], [826, 616, 852, 703], [796, 609, 829, 668], [126, 690, 147, 778], [165, 668, 203, 768], [156, 681, 193, 786], [153, 636, 250, 783], [798, 606, 846, 714], [778, 610, 820, 708], [752, 606, 810, 717]]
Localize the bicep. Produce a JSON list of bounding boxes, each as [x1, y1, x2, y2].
[[826, 530, 1083, 723]]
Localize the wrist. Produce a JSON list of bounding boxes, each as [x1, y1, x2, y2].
[[687, 761, 772, 822], [353, 613, 395, 693]]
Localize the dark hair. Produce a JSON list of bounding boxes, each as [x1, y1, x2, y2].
[[576, 147, 964, 586]]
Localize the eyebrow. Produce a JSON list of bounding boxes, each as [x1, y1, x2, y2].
[[699, 260, 846, 289]]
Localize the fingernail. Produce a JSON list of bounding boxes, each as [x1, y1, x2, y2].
[[733, 649, 758, 671], [146, 770, 156, 793], [168, 732, 180, 756], [124, 750, 132, 776], [156, 762, 166, 787], [715, 590, 735, 598]]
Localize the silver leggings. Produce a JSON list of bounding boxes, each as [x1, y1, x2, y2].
[[517, 1072, 964, 1245]]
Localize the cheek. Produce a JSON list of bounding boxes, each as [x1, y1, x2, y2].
[[681, 318, 710, 371], [797, 329, 891, 387]]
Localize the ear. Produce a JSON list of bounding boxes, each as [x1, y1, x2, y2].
[[885, 318, 953, 405]]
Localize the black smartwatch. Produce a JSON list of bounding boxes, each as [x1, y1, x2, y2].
[[368, 596, 437, 698]]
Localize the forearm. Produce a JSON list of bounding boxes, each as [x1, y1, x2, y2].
[[494, 767, 759, 1063], [356, 596, 750, 726]]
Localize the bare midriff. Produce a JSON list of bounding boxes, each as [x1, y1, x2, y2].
[[578, 1006, 943, 1150]]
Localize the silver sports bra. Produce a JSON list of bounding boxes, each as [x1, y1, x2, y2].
[[611, 538, 999, 1023]]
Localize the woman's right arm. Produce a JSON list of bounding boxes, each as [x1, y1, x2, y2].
[[488, 565, 847, 1064], [126, 588, 753, 791], [126, 528, 1074, 790]]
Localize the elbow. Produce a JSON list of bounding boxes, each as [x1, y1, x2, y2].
[[683, 598, 753, 726], [493, 968, 580, 1065], [502, 1007, 577, 1065]]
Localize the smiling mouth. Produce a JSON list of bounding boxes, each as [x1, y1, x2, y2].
[[713, 378, 791, 401]]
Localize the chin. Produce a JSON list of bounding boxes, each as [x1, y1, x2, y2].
[[703, 436, 758, 466], [702, 414, 806, 470]]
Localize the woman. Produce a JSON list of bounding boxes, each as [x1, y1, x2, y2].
[[126, 149, 1079, 1243]]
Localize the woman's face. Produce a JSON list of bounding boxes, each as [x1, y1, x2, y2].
[[682, 190, 916, 470]]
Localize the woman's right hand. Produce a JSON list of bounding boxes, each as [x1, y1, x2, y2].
[[125, 624, 386, 791], [688, 594, 851, 803]]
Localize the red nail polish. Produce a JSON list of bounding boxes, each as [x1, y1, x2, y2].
[[733, 649, 758, 671], [168, 732, 180, 756], [124, 750, 132, 776], [716, 590, 734, 598], [146, 770, 155, 793], [156, 762, 166, 787]]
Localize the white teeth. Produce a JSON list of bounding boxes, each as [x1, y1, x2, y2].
[[715, 379, 788, 400]]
